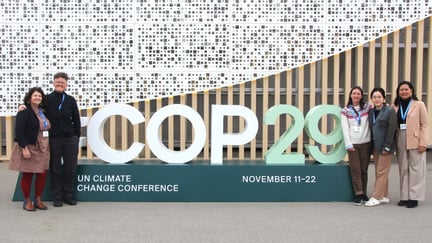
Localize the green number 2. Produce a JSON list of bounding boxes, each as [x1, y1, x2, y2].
[[264, 104, 346, 164]]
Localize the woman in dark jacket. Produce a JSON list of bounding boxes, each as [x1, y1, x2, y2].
[[365, 87, 397, 207], [9, 87, 51, 211]]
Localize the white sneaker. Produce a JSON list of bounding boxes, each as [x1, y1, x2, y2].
[[380, 197, 390, 204], [365, 197, 381, 207]]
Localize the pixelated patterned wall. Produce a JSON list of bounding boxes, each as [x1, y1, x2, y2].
[[1, 0, 431, 115]]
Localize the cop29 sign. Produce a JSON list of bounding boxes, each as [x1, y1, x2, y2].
[[86, 104, 346, 165]]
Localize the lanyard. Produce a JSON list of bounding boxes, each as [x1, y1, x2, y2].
[[38, 108, 48, 130], [349, 105, 362, 125], [400, 99, 412, 123], [58, 94, 65, 110]]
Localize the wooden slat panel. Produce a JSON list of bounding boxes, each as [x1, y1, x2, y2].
[[380, 35, 388, 94], [191, 92, 198, 157], [368, 40, 375, 94], [415, 20, 424, 96], [356, 45, 364, 87], [227, 85, 233, 159], [309, 63, 316, 152], [144, 99, 151, 159], [404, 25, 412, 81], [203, 90, 210, 159], [180, 94, 186, 151], [391, 30, 400, 102], [297, 65, 304, 155], [250, 80, 257, 159], [121, 116, 127, 150], [109, 115, 116, 149], [86, 108, 94, 159], [285, 70, 292, 153], [344, 49, 352, 104], [133, 102, 139, 159], [321, 59, 328, 153], [168, 96, 175, 150], [262, 77, 269, 157], [239, 82, 245, 159], [333, 54, 340, 106], [6, 116, 13, 160]]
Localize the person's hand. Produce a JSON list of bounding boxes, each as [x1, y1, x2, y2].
[[22, 147, 31, 159], [18, 104, 27, 112], [347, 147, 355, 152], [418, 146, 427, 153]]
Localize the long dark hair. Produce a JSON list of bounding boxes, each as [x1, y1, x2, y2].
[[23, 87, 46, 107], [393, 81, 418, 106], [346, 86, 366, 109]]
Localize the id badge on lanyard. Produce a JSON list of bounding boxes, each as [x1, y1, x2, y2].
[[399, 100, 411, 130], [43, 131, 49, 137]]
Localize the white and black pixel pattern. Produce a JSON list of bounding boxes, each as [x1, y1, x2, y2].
[[0, 0, 431, 115]]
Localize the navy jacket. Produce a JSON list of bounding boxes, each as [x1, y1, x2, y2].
[[45, 91, 81, 138], [14, 106, 42, 148]]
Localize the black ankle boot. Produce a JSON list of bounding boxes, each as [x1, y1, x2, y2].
[[406, 200, 418, 208]]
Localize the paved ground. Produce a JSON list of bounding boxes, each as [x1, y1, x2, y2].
[[1, 152, 431, 243]]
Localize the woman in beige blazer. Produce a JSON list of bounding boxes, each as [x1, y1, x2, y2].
[[393, 81, 428, 208]]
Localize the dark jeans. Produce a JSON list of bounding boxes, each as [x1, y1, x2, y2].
[[347, 142, 371, 196], [49, 136, 79, 200]]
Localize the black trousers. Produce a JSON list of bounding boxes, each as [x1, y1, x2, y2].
[[49, 136, 79, 200]]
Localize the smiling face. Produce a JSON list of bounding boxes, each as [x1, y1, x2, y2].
[[371, 90, 385, 109], [350, 88, 363, 106], [398, 83, 412, 100], [30, 91, 43, 107], [53, 77, 68, 93]]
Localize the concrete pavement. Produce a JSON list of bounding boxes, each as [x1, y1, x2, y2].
[[1, 152, 431, 243]]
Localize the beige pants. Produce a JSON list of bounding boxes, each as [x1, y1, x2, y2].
[[371, 150, 393, 199], [397, 130, 426, 200]]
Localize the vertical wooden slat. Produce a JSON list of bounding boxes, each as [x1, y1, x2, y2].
[[344, 49, 352, 103], [109, 115, 116, 149], [144, 99, 151, 159], [250, 80, 257, 159], [274, 73, 281, 142], [404, 25, 412, 81], [191, 92, 198, 158], [355, 45, 364, 87], [415, 19, 424, 96], [333, 54, 340, 106], [297, 65, 304, 155], [215, 88, 222, 158], [133, 102, 139, 159], [391, 30, 400, 102], [368, 40, 375, 94], [285, 70, 292, 153], [227, 85, 233, 159], [86, 108, 93, 159], [121, 116, 127, 150], [203, 90, 210, 159], [168, 96, 175, 150], [380, 35, 388, 93], [6, 116, 13, 160], [321, 59, 328, 153], [239, 82, 245, 159], [180, 94, 187, 151], [262, 76, 269, 157], [309, 64, 316, 152]]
